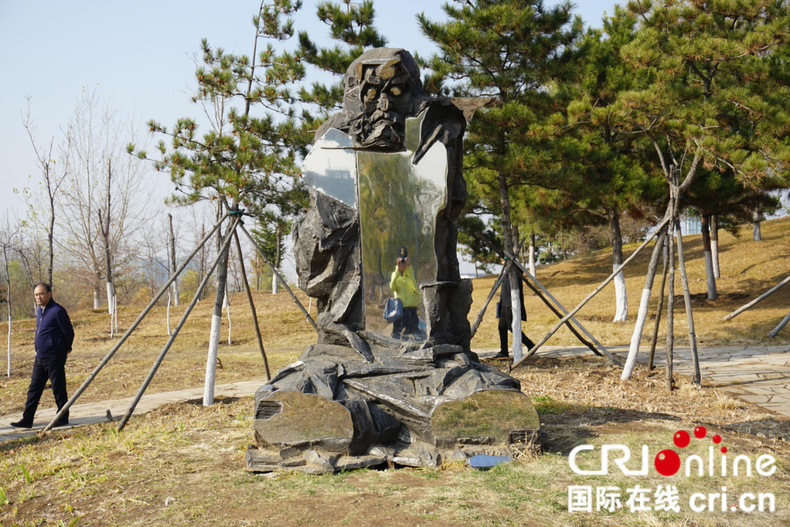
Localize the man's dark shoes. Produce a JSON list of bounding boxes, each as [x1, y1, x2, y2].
[[53, 419, 69, 427], [493, 351, 509, 359], [10, 420, 33, 429]]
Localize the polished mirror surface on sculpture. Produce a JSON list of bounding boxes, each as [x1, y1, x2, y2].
[[247, 48, 539, 473]]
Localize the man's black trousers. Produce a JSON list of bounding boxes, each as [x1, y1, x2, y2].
[[22, 356, 69, 425], [498, 310, 535, 354]]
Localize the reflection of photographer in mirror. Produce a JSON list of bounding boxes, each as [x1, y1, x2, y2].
[[389, 247, 422, 339]]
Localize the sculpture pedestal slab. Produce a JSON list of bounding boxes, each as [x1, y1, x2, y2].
[[245, 343, 540, 473]]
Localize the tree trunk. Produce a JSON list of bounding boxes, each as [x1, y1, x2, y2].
[[166, 290, 172, 336], [168, 213, 180, 306], [3, 246, 11, 377], [224, 288, 231, 345], [204, 208, 231, 406], [93, 286, 101, 309], [99, 160, 117, 336], [711, 214, 720, 279], [648, 237, 669, 370], [497, 172, 522, 361], [675, 219, 701, 386], [621, 220, 669, 380], [610, 211, 628, 322], [665, 221, 676, 391], [272, 224, 282, 295], [700, 214, 717, 300], [528, 232, 536, 276], [753, 210, 762, 242], [47, 163, 55, 288], [198, 223, 207, 299]]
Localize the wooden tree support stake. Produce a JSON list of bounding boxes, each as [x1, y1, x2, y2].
[[42, 211, 230, 433], [517, 272, 602, 358], [648, 237, 669, 370], [234, 230, 271, 380], [238, 224, 318, 333], [511, 215, 672, 371], [674, 219, 701, 386], [723, 274, 790, 321], [768, 311, 790, 338], [117, 216, 242, 432]]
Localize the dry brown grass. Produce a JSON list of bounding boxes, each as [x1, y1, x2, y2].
[[1, 356, 788, 527], [2, 217, 788, 417], [1, 217, 789, 526], [471, 215, 790, 349], [0, 289, 315, 416]]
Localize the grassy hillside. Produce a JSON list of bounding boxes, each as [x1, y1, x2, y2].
[[2, 217, 789, 527], [1, 216, 788, 416], [471, 214, 790, 350]]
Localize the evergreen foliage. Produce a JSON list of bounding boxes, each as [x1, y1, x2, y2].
[[419, 0, 583, 256]]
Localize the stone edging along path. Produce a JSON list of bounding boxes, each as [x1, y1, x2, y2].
[[2, 345, 788, 443]]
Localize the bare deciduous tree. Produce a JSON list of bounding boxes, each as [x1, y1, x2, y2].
[[58, 89, 149, 331]]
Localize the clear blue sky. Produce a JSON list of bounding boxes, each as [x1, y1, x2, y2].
[[0, 1, 617, 220]]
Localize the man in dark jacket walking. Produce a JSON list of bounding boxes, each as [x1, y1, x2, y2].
[[495, 266, 535, 358], [11, 283, 74, 428]]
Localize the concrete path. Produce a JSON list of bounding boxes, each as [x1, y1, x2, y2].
[[0, 379, 267, 443], [2, 344, 788, 443], [479, 344, 790, 418]]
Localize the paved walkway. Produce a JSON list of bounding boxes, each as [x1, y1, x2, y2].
[[2, 344, 788, 443], [0, 379, 267, 443]]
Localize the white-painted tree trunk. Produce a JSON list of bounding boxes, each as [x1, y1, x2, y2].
[[6, 312, 11, 377], [528, 233, 536, 276], [107, 282, 118, 338], [613, 265, 628, 322], [611, 212, 627, 322], [272, 274, 278, 295], [224, 289, 231, 345], [509, 269, 523, 362], [166, 291, 172, 336], [700, 214, 718, 300], [622, 289, 652, 379], [753, 210, 762, 241], [622, 226, 668, 380], [93, 288, 101, 309], [704, 251, 718, 300], [106, 282, 114, 315], [711, 215, 720, 279], [203, 313, 222, 406]]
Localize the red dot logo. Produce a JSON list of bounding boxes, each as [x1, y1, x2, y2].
[[694, 426, 707, 439], [673, 430, 690, 448], [721, 446, 728, 454], [713, 434, 722, 444], [655, 449, 681, 476]]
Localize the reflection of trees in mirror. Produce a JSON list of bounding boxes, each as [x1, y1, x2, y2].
[[358, 143, 446, 340], [358, 152, 444, 289]]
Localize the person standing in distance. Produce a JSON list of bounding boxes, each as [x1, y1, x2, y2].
[[11, 283, 74, 428], [495, 264, 535, 359]]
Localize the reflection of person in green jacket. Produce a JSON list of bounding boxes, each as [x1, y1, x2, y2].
[[389, 247, 422, 339]]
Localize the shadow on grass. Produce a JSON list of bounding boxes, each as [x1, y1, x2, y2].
[[721, 417, 790, 440], [538, 406, 681, 455]]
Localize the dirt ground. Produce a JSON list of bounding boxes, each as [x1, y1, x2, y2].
[[2, 355, 788, 527]]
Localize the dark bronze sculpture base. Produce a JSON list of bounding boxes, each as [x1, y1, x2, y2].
[[245, 339, 540, 473]]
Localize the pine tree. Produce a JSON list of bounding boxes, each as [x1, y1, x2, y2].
[[419, 0, 583, 359], [565, 6, 666, 321], [297, 0, 387, 112], [131, 0, 314, 405], [616, 0, 790, 381]]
